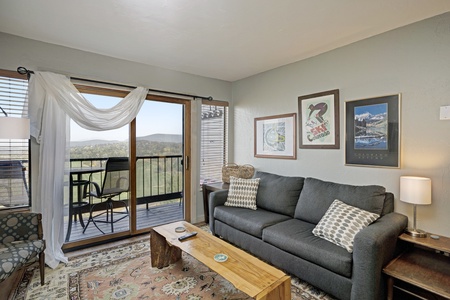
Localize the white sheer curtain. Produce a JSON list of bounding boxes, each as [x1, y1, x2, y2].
[[28, 71, 148, 268]]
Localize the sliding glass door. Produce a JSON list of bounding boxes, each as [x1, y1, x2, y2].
[[67, 93, 130, 243], [64, 86, 191, 249], [134, 100, 184, 231]]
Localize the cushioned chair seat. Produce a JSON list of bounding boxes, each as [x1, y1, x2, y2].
[[0, 212, 46, 285], [263, 219, 353, 277], [0, 240, 45, 282], [214, 206, 291, 238]]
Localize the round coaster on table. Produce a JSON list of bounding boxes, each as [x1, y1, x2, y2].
[[175, 227, 186, 233], [214, 253, 228, 262]]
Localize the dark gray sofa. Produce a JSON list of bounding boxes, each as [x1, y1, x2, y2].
[[209, 171, 407, 300]]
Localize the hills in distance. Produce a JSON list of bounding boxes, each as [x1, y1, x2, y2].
[[70, 134, 183, 158], [70, 133, 182, 147]]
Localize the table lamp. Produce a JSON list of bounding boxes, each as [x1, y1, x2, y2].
[[399, 176, 431, 238], [0, 107, 30, 139]]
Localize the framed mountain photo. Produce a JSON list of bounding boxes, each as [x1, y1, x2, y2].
[[345, 94, 401, 168]]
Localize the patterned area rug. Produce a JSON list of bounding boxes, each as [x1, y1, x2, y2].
[[13, 239, 335, 300]]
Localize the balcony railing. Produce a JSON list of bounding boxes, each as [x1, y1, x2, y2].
[[69, 155, 183, 208], [66, 155, 183, 242], [135, 155, 183, 207]]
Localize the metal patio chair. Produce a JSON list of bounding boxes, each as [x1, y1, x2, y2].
[[0, 160, 29, 208], [83, 157, 130, 234]]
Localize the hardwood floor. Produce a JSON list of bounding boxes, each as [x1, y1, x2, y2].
[[65, 200, 184, 243], [67, 221, 206, 258], [66, 233, 151, 259]]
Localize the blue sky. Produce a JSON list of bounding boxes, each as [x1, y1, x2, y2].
[[354, 103, 387, 116], [70, 94, 182, 141]]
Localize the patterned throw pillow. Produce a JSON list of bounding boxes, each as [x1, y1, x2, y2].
[[312, 199, 380, 253], [224, 176, 260, 210]]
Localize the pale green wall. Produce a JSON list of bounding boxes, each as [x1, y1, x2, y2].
[[0, 32, 232, 223], [0, 32, 231, 100], [231, 13, 450, 236], [2, 12, 449, 234]]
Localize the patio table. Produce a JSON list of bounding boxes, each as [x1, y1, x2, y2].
[[65, 167, 104, 242]]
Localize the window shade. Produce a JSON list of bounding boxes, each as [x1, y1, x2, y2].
[[200, 101, 228, 184], [0, 70, 30, 209]]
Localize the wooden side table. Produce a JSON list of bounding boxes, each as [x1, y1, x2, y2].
[[383, 233, 450, 300], [202, 182, 229, 223]]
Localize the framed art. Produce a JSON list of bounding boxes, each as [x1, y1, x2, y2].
[[254, 113, 297, 159], [298, 89, 340, 149], [345, 94, 401, 168]]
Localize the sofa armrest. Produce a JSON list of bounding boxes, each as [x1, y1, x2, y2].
[[351, 212, 407, 300], [208, 189, 229, 234]]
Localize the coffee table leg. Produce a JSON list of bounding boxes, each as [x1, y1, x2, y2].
[[150, 229, 182, 268], [256, 275, 291, 300]]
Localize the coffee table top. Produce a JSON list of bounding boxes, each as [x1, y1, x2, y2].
[[152, 221, 289, 298]]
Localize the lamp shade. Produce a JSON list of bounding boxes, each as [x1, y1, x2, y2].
[[0, 117, 30, 139], [400, 176, 431, 205]]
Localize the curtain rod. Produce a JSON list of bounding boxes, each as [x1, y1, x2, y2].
[[17, 66, 213, 101]]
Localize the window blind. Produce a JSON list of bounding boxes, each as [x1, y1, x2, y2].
[[200, 101, 228, 184], [0, 70, 30, 209]]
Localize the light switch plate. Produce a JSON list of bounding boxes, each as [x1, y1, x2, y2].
[[440, 106, 450, 120]]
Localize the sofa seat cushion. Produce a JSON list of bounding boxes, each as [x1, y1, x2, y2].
[[262, 219, 353, 278], [0, 239, 45, 281], [295, 177, 386, 224], [254, 171, 305, 217], [214, 206, 291, 238]]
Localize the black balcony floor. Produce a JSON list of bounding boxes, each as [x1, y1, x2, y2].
[[65, 200, 183, 242]]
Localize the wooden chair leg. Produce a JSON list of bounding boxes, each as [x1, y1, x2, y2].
[[39, 251, 45, 285]]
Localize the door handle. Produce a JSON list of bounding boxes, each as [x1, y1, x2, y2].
[[185, 155, 189, 170]]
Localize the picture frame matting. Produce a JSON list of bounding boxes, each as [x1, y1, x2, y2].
[[254, 113, 297, 159]]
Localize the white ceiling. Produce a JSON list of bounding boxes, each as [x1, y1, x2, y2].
[[1, 0, 449, 82]]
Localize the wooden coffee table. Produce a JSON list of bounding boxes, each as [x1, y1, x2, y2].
[[150, 221, 291, 300]]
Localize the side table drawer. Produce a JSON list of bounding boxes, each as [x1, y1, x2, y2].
[[384, 234, 450, 300]]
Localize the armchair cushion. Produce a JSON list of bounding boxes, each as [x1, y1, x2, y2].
[[0, 212, 45, 285], [0, 240, 45, 281], [0, 213, 40, 243]]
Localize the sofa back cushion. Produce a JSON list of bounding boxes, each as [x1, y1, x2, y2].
[[294, 177, 386, 224], [255, 171, 304, 217]]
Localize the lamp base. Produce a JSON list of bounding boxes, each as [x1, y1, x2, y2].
[[405, 228, 427, 238]]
